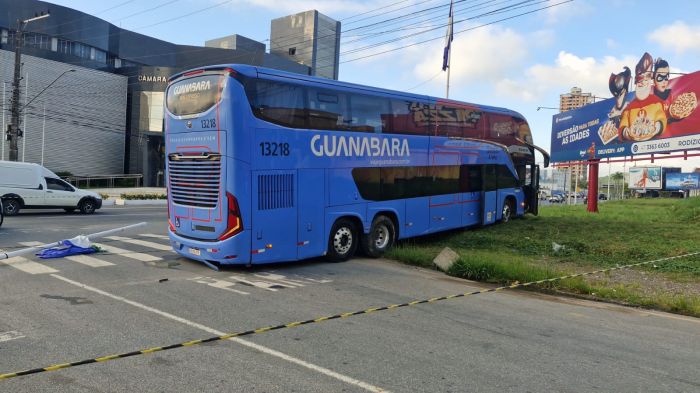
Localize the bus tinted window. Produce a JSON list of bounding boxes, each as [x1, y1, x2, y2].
[[460, 165, 482, 192], [166, 74, 224, 116], [308, 88, 352, 131], [354, 165, 479, 201], [250, 80, 307, 129], [497, 165, 519, 188], [388, 100, 429, 135], [349, 94, 390, 133], [484, 165, 498, 191]]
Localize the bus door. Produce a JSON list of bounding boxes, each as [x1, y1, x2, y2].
[[482, 165, 498, 225], [528, 164, 540, 215], [251, 170, 297, 263], [297, 169, 325, 259]]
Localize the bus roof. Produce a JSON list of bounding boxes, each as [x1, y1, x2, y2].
[[170, 64, 526, 121]]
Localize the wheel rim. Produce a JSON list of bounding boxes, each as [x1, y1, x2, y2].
[[503, 204, 511, 222], [373, 224, 390, 249], [6, 201, 17, 214], [333, 227, 353, 255], [83, 202, 94, 212]]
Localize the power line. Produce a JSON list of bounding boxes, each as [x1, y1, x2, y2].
[[337, 0, 572, 67]]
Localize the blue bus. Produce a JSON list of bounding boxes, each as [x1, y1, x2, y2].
[[165, 65, 549, 268]]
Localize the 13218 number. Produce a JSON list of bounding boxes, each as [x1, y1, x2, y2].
[[260, 142, 290, 156]]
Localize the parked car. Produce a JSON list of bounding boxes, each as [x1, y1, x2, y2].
[[548, 194, 564, 203], [0, 199, 3, 227], [0, 161, 102, 216], [584, 193, 610, 203]]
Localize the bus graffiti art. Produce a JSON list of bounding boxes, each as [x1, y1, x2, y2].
[[164, 65, 548, 267]]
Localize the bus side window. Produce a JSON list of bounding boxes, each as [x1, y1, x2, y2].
[[460, 165, 482, 192], [430, 166, 459, 194], [435, 104, 463, 137], [352, 167, 381, 201], [389, 100, 429, 135], [251, 80, 308, 129], [308, 88, 352, 131], [497, 165, 519, 189], [483, 164, 498, 191], [349, 94, 390, 133]]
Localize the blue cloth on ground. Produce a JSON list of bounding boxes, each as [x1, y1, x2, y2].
[[36, 240, 96, 259]]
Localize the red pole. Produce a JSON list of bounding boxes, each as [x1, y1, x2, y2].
[[587, 159, 600, 213]]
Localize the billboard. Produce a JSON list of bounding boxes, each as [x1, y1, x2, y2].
[[628, 167, 662, 189], [551, 52, 700, 162], [665, 172, 700, 190]]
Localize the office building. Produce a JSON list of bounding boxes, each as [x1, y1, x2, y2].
[[560, 87, 593, 112], [1, 0, 326, 185], [270, 10, 341, 80]]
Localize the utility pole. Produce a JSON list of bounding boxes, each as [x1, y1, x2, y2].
[[7, 12, 50, 162]]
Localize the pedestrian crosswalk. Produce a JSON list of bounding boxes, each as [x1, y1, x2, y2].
[[0, 234, 172, 275]]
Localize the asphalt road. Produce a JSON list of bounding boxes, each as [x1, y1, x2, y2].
[[1, 206, 699, 392]]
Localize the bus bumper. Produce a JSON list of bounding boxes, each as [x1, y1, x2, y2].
[[168, 229, 251, 267]]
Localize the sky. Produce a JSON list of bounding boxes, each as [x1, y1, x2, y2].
[[47, 0, 700, 173]]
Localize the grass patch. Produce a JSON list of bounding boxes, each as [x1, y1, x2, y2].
[[387, 198, 700, 317]]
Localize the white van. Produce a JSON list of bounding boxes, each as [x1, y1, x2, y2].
[[0, 161, 102, 216]]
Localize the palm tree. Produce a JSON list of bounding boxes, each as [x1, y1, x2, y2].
[[611, 172, 624, 200]]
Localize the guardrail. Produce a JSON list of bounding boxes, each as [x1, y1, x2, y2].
[[65, 174, 143, 189]]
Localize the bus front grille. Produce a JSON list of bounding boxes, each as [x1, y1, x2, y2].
[[168, 153, 222, 208]]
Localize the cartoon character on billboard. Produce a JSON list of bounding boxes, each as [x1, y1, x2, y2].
[[597, 67, 632, 145], [619, 53, 667, 141], [653, 58, 671, 101]]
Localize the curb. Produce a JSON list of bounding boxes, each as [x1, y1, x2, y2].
[[113, 199, 167, 206]]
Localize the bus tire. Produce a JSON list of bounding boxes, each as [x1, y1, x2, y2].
[[326, 218, 359, 262], [502, 199, 515, 223], [360, 215, 396, 258]]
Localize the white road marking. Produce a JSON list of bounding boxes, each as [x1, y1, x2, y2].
[[66, 254, 115, 267], [19, 241, 114, 267], [254, 273, 306, 287], [93, 243, 162, 262], [190, 276, 250, 295], [50, 274, 388, 393], [105, 236, 172, 251], [140, 233, 170, 240], [228, 275, 280, 291], [1, 254, 59, 274], [0, 331, 25, 343]]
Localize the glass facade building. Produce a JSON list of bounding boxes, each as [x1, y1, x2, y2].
[[0, 0, 322, 185], [270, 10, 341, 80]]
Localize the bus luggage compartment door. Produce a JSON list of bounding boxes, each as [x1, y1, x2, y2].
[[482, 191, 497, 225], [297, 169, 325, 259], [251, 170, 297, 263]]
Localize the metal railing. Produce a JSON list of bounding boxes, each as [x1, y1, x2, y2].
[[65, 174, 143, 189]]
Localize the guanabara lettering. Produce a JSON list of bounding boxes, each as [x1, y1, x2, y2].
[[173, 80, 212, 96], [310, 135, 410, 158]]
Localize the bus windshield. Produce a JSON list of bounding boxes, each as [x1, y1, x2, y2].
[[166, 73, 225, 116]]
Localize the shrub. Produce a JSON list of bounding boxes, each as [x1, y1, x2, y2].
[[120, 193, 167, 200]]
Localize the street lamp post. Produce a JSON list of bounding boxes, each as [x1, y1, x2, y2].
[[7, 12, 50, 162]]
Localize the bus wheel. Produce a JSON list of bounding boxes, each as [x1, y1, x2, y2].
[[361, 215, 396, 258], [502, 200, 514, 223], [326, 218, 359, 262]]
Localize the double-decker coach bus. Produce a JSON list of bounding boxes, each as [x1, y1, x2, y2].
[[165, 64, 549, 268]]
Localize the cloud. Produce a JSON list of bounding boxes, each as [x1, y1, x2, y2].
[[412, 25, 528, 87], [648, 21, 700, 54], [495, 51, 638, 102]]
